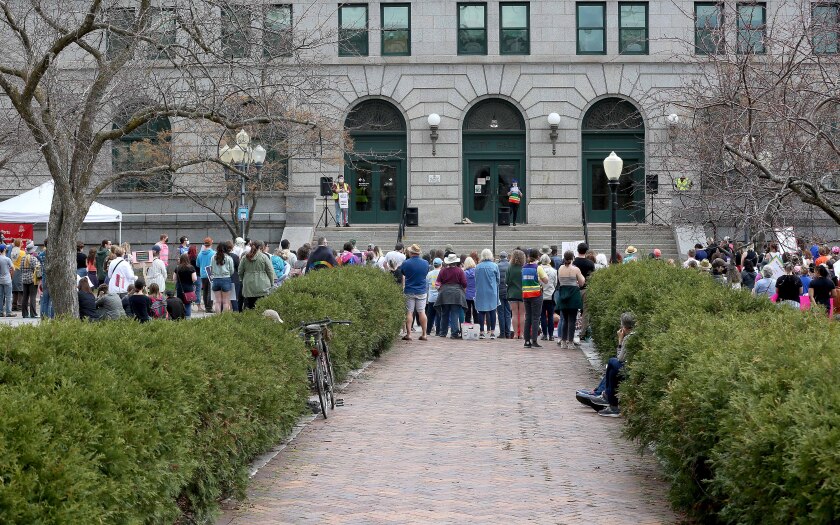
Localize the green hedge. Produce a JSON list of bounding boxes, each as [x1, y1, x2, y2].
[[256, 266, 405, 380], [586, 262, 840, 524], [0, 266, 404, 523]]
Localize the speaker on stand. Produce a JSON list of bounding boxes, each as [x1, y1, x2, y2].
[[318, 176, 336, 228]]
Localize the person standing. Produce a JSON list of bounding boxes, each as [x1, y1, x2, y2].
[[332, 175, 351, 227], [76, 242, 88, 278], [426, 258, 443, 337], [95, 239, 112, 284], [474, 249, 500, 339], [174, 254, 198, 318], [155, 234, 170, 269], [238, 240, 276, 309], [178, 236, 190, 257], [522, 249, 548, 348], [507, 180, 523, 226], [227, 241, 242, 312], [10, 239, 23, 311], [0, 244, 14, 317], [463, 257, 478, 324], [196, 237, 215, 313], [506, 249, 526, 339], [107, 247, 135, 296], [401, 244, 430, 341], [775, 263, 803, 309], [573, 242, 596, 341], [210, 241, 235, 313], [496, 251, 512, 339], [19, 242, 41, 319], [555, 251, 586, 349], [145, 245, 168, 293], [808, 265, 836, 315], [435, 253, 467, 339], [539, 255, 557, 341]]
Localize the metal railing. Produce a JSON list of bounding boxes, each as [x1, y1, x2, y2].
[[581, 201, 590, 247], [397, 195, 408, 244]]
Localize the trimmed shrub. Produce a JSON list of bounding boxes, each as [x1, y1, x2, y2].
[[0, 266, 404, 523], [257, 266, 405, 379], [586, 261, 840, 524]]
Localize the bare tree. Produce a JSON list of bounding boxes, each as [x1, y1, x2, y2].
[[660, 0, 840, 239], [0, 0, 343, 316]]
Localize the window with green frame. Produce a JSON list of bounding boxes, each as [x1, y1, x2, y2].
[[812, 3, 839, 54], [576, 3, 606, 54], [338, 4, 368, 56], [500, 3, 529, 55], [737, 3, 765, 54], [106, 8, 135, 59], [458, 3, 487, 55], [112, 115, 172, 193], [695, 2, 724, 54], [264, 4, 293, 58], [381, 4, 410, 56], [619, 3, 648, 54], [147, 8, 177, 59], [221, 7, 250, 58]]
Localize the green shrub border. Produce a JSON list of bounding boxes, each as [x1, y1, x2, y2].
[[586, 261, 840, 524], [0, 266, 404, 523]]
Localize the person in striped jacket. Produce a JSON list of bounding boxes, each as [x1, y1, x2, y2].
[[521, 248, 549, 348]]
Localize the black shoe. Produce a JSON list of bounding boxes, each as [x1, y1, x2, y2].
[[524, 341, 532, 348], [576, 392, 607, 410], [531, 342, 543, 348], [344, 223, 350, 227], [540, 335, 548, 341], [598, 406, 621, 417]]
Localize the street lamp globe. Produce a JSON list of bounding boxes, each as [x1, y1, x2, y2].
[[427, 113, 441, 127], [252, 144, 267, 166], [235, 129, 250, 147], [547, 112, 561, 126], [230, 144, 245, 164], [219, 144, 233, 164], [603, 151, 623, 181]]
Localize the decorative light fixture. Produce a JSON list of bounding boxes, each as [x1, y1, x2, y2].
[[547, 112, 561, 155], [489, 114, 498, 129], [219, 130, 265, 238], [603, 151, 623, 264], [666, 113, 680, 126], [428, 113, 441, 156]]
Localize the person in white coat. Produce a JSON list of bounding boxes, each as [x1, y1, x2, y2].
[[107, 247, 136, 296], [145, 245, 168, 293]]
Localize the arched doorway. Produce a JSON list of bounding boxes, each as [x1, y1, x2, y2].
[[344, 99, 407, 223], [462, 99, 526, 223], [581, 98, 645, 223]]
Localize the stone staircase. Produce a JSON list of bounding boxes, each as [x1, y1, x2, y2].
[[314, 223, 680, 261]]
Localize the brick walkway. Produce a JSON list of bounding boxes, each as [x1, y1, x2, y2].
[[218, 337, 678, 524]]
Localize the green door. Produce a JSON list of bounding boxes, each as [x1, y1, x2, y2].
[[582, 134, 645, 223], [346, 159, 404, 223], [465, 160, 521, 223]]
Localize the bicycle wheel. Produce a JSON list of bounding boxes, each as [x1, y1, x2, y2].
[[313, 362, 328, 419], [322, 342, 336, 410]]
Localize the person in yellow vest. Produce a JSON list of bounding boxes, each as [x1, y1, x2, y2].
[[675, 175, 693, 191], [331, 175, 351, 227]]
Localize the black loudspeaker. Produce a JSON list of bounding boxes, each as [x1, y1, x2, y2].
[[405, 207, 419, 226], [320, 176, 334, 197], [498, 207, 511, 226], [646, 174, 659, 194]]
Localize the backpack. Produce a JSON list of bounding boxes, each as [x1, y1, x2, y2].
[[151, 296, 167, 319]]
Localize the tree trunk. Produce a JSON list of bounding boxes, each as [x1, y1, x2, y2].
[[46, 192, 86, 318]]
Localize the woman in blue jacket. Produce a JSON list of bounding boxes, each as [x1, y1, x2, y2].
[[474, 250, 500, 339]]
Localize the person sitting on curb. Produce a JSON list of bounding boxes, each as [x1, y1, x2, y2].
[[575, 312, 636, 417]]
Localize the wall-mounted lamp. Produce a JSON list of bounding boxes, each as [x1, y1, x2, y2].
[[428, 113, 441, 156], [547, 112, 561, 155], [666, 113, 680, 126]]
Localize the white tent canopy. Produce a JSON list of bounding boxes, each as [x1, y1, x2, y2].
[[0, 181, 123, 241]]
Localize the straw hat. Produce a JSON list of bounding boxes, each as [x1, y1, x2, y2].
[[625, 245, 638, 255], [443, 253, 460, 265]]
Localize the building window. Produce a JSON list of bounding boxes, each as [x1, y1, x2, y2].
[[619, 3, 648, 54], [381, 4, 410, 56], [577, 3, 606, 55], [264, 5, 293, 58], [500, 3, 529, 55], [812, 3, 839, 54], [338, 4, 369, 56], [695, 2, 723, 55], [737, 3, 766, 54], [107, 8, 135, 59], [147, 8, 177, 59], [221, 7, 251, 58], [458, 3, 487, 55], [112, 114, 172, 193]]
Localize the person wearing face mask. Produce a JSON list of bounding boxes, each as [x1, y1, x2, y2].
[[178, 236, 190, 257], [332, 175, 351, 227], [507, 180, 523, 226]]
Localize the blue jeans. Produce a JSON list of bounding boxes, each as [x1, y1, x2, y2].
[[440, 304, 462, 337], [426, 301, 439, 335], [497, 298, 511, 336], [76, 268, 87, 278], [478, 310, 496, 333], [194, 277, 201, 305], [604, 357, 624, 407], [0, 282, 11, 314], [334, 201, 348, 225], [39, 286, 53, 318]]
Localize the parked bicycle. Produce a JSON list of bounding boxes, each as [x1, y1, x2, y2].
[[299, 318, 351, 418]]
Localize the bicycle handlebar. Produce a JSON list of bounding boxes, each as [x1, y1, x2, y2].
[[300, 318, 353, 328]]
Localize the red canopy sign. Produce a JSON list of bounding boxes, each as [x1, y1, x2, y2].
[[0, 223, 34, 242]]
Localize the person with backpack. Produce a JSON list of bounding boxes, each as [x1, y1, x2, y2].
[[148, 283, 167, 319], [19, 242, 41, 318]]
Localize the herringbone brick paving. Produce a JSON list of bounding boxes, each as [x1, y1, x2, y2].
[[218, 337, 678, 524]]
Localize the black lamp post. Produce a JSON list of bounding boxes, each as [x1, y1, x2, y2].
[[219, 130, 266, 239], [603, 151, 623, 264]]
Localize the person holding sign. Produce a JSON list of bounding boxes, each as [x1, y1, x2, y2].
[[507, 180, 523, 226], [332, 175, 351, 227]]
